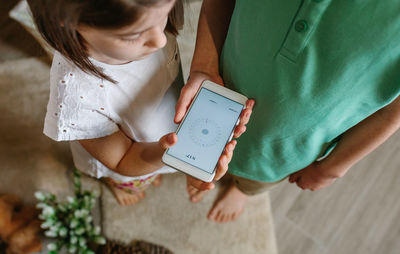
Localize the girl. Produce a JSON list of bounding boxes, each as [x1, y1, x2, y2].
[[28, 0, 241, 207], [27, 0, 185, 206]]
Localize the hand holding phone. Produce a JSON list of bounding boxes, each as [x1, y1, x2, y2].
[[174, 73, 254, 190], [163, 80, 249, 182]]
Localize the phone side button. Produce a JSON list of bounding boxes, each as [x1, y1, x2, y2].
[[228, 132, 234, 142]]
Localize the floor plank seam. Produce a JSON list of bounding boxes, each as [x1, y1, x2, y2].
[[327, 146, 400, 249], [284, 216, 328, 252]]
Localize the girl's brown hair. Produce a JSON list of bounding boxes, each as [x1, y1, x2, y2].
[[28, 0, 184, 83]]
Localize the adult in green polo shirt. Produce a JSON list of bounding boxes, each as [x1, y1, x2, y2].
[[175, 0, 400, 223]]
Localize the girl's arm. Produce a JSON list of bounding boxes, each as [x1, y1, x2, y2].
[[289, 94, 400, 191], [79, 131, 176, 177]]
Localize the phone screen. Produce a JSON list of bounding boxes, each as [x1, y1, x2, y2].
[[167, 87, 244, 174]]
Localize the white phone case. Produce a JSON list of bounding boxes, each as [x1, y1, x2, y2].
[[162, 80, 248, 182]]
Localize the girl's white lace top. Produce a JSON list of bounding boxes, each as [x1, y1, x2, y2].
[[43, 35, 181, 182]]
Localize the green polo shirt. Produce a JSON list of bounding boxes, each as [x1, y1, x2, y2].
[[221, 0, 400, 182]]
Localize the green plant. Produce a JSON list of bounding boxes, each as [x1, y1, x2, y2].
[[35, 170, 106, 254]]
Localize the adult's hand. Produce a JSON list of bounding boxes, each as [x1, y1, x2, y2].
[[288, 162, 342, 191], [174, 71, 223, 124]]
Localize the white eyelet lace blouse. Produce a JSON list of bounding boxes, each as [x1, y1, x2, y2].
[[43, 35, 181, 182]]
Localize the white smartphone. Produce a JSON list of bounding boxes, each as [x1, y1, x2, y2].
[[162, 80, 248, 182]]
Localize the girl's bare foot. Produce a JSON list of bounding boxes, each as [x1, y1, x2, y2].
[[151, 175, 162, 187], [187, 184, 209, 203], [208, 182, 248, 223], [104, 180, 146, 206]]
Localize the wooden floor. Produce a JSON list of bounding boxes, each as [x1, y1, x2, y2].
[[2, 1, 400, 253], [270, 129, 400, 254]]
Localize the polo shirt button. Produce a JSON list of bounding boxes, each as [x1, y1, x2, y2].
[[295, 20, 308, 32]]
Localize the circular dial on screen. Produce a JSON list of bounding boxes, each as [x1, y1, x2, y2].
[[189, 118, 222, 147]]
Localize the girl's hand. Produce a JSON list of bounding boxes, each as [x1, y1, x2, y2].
[[175, 71, 255, 190], [288, 162, 343, 191], [158, 132, 178, 150]]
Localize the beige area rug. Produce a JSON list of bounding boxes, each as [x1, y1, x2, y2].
[[0, 57, 101, 253], [0, 57, 91, 201], [0, 57, 278, 254], [101, 173, 278, 254]]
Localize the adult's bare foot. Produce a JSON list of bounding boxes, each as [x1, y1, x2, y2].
[[208, 182, 248, 223], [187, 184, 209, 203], [105, 180, 146, 206]]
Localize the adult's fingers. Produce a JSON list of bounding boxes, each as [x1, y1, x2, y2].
[[233, 99, 255, 138], [233, 125, 246, 139], [295, 176, 306, 190], [240, 99, 255, 125], [214, 140, 236, 181], [288, 171, 301, 183], [214, 155, 229, 181]]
